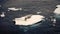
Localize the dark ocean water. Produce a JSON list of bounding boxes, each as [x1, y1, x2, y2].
[[0, 0, 60, 34]]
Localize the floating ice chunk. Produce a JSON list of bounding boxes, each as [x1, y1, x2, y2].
[[37, 12, 41, 14], [8, 8, 19, 11], [54, 5, 60, 14], [0, 12, 5, 17], [53, 19, 56, 23], [14, 15, 45, 25], [8, 8, 22, 11], [19, 8, 22, 10], [56, 5, 60, 8]]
